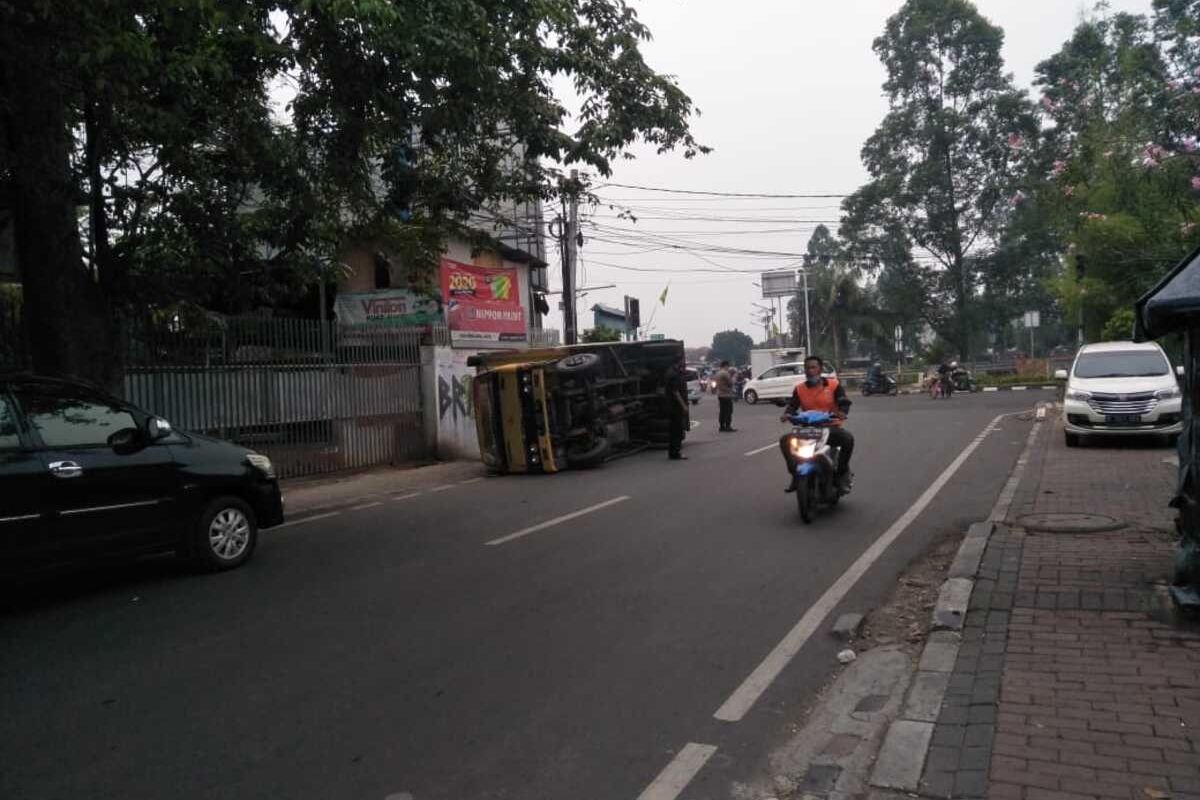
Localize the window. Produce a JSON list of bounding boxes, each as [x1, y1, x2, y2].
[[1074, 351, 1169, 379], [14, 389, 137, 448], [760, 368, 779, 379], [0, 395, 21, 449]]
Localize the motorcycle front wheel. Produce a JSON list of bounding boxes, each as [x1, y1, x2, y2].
[[797, 476, 814, 523]]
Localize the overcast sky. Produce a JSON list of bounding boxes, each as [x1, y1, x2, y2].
[[544, 0, 1155, 351]]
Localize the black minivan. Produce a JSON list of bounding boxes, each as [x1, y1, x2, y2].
[[1, 374, 283, 578]]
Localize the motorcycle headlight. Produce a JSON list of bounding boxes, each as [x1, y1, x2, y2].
[[1065, 388, 1092, 401], [1156, 386, 1181, 400], [246, 453, 276, 478], [789, 439, 817, 459]]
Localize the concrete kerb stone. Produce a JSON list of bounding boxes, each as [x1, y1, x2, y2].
[[931, 578, 973, 630], [947, 522, 993, 579]]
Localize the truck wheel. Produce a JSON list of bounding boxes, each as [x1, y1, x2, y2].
[[555, 353, 601, 375], [566, 437, 611, 468]]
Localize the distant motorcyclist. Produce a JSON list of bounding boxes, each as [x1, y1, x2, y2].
[[867, 361, 883, 384], [779, 355, 854, 493]]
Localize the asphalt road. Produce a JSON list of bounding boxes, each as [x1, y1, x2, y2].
[[0, 391, 1042, 800]]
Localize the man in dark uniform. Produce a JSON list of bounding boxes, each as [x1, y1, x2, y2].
[[665, 360, 688, 460]]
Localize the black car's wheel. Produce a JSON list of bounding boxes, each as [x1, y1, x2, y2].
[[189, 496, 258, 572], [1065, 432, 1080, 448], [744, 390, 758, 405], [796, 476, 814, 524]]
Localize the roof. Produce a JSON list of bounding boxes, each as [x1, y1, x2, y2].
[[1077, 341, 1163, 353], [591, 303, 626, 317], [1135, 243, 1200, 340]]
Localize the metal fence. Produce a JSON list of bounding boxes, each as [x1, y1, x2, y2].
[[124, 317, 427, 479]]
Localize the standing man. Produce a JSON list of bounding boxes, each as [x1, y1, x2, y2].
[[666, 360, 689, 460], [716, 360, 737, 432]]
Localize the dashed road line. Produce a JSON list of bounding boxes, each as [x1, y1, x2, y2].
[[276, 511, 340, 529], [744, 442, 778, 457], [392, 492, 422, 502], [459, 477, 484, 485], [485, 496, 632, 546], [350, 501, 383, 511], [428, 484, 456, 493], [635, 743, 718, 800]]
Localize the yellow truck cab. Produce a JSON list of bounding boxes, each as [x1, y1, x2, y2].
[[468, 339, 687, 473]]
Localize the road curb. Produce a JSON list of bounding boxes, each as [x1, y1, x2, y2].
[[869, 405, 1049, 796]]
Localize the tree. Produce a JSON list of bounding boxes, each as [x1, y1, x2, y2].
[[787, 225, 886, 365], [852, 0, 1038, 360], [0, 1, 707, 389], [581, 326, 622, 343], [710, 329, 754, 366]]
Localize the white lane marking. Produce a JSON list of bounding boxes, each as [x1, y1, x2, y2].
[[392, 493, 422, 502], [429, 484, 456, 493], [485, 496, 631, 546], [459, 477, 483, 485], [277, 511, 340, 529], [713, 413, 1009, 722], [983, 386, 999, 392], [989, 417, 1042, 523], [635, 743, 718, 800], [1011, 386, 1028, 391], [350, 501, 383, 511], [744, 442, 778, 457]]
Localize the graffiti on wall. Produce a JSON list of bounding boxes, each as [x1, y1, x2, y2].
[[438, 370, 473, 422], [434, 348, 479, 459]]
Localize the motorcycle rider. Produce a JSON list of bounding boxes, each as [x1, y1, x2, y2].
[[779, 355, 854, 493]]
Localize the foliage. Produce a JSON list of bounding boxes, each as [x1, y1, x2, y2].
[[1102, 307, 1137, 342], [845, 0, 1038, 360], [710, 329, 754, 366], [581, 325, 623, 343], [0, 0, 707, 386]]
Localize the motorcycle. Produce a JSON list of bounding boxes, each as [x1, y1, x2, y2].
[[930, 373, 953, 399], [784, 411, 851, 523], [861, 373, 898, 396], [951, 368, 976, 393]]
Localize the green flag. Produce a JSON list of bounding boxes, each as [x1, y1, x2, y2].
[[659, 284, 670, 305]]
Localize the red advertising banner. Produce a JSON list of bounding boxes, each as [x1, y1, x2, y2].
[[440, 258, 526, 345]]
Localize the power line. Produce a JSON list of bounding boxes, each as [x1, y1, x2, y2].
[[596, 182, 852, 199]]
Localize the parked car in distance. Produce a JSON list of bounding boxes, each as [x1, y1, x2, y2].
[[1, 374, 284, 580], [684, 368, 703, 404], [742, 361, 837, 405], [1055, 341, 1184, 447]]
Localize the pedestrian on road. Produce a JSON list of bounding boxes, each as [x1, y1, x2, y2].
[[716, 360, 737, 432], [666, 360, 689, 460]]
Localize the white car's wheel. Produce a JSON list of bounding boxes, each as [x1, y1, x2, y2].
[[744, 390, 758, 405]]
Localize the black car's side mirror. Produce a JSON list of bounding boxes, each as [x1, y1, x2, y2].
[[107, 427, 144, 453], [147, 417, 173, 440]]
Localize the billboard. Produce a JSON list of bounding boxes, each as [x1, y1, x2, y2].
[[440, 257, 527, 345], [761, 270, 798, 298], [334, 289, 441, 329]]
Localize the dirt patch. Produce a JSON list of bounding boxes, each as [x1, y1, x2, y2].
[[859, 531, 962, 648]]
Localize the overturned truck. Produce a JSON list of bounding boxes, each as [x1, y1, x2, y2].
[[468, 339, 687, 473]]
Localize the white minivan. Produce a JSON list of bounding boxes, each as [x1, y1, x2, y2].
[[1056, 341, 1183, 447]]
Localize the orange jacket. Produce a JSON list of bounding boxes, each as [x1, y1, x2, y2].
[[784, 377, 851, 425]]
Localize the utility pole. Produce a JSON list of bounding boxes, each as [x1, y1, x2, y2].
[[559, 170, 580, 345], [800, 267, 812, 356]]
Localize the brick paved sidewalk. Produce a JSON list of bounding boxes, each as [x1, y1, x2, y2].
[[919, 418, 1200, 800]]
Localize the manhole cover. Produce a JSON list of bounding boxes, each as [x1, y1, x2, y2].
[[1017, 512, 1125, 533]]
